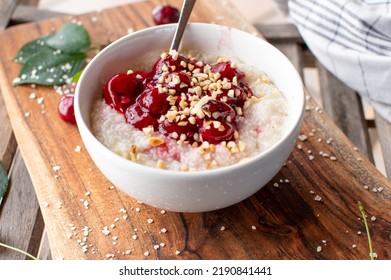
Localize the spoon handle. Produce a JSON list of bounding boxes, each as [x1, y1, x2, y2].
[[170, 0, 197, 51]]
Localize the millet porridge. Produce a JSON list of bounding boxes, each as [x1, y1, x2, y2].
[[91, 50, 288, 171]]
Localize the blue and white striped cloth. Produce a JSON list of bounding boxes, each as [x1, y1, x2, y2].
[[275, 0, 391, 122]]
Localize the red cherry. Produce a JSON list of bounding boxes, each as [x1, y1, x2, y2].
[[201, 100, 236, 122], [152, 5, 180, 25], [103, 73, 139, 113], [125, 103, 158, 130], [151, 54, 189, 77], [199, 120, 235, 144], [211, 61, 245, 81], [210, 85, 249, 108], [58, 94, 76, 124], [164, 72, 191, 94], [159, 117, 197, 141], [137, 86, 170, 116]]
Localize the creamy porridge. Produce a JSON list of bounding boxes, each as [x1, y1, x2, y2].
[[91, 50, 288, 171]]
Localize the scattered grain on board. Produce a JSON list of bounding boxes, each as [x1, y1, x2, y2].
[[369, 252, 378, 259], [298, 134, 308, 142], [106, 253, 114, 259], [102, 226, 110, 236], [53, 165, 61, 172], [316, 246, 322, 252], [314, 195, 322, 201]]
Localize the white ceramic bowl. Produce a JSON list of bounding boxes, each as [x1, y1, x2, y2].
[[75, 23, 305, 212]]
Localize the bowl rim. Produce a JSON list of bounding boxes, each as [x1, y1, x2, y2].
[[75, 22, 305, 178]]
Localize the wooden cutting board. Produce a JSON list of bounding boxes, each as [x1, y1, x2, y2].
[[1, 0, 390, 260]]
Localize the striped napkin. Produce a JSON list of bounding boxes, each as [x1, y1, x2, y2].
[[275, 0, 391, 122]]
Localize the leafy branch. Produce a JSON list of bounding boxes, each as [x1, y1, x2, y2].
[[13, 22, 91, 86]]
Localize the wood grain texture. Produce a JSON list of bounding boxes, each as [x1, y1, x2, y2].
[[316, 61, 375, 163], [37, 230, 52, 260], [272, 42, 303, 78], [0, 150, 42, 260], [10, 5, 65, 25], [254, 22, 303, 43], [0, 0, 390, 260], [375, 114, 391, 178], [0, 92, 17, 172], [0, 0, 19, 31]]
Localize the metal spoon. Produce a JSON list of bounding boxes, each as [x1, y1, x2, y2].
[[170, 0, 197, 51]]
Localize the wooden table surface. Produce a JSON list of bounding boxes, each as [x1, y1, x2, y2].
[[0, 0, 390, 260]]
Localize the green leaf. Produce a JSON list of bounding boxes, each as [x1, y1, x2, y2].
[[46, 22, 91, 54], [13, 51, 87, 86], [13, 34, 55, 64], [72, 70, 83, 83], [0, 161, 9, 202]]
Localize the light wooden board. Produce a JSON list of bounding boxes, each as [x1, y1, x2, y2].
[[0, 0, 390, 260]]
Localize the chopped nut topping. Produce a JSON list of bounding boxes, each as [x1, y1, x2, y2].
[[188, 64, 195, 71], [149, 137, 165, 147], [156, 159, 165, 169], [180, 60, 187, 68]]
